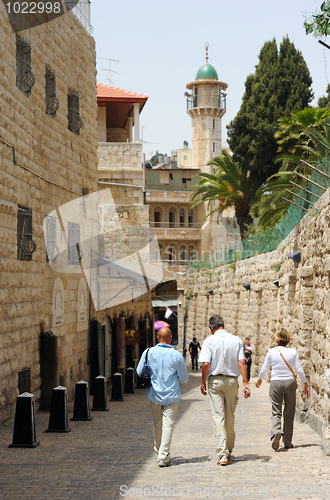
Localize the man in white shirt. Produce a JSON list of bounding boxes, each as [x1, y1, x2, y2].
[[199, 315, 250, 466]]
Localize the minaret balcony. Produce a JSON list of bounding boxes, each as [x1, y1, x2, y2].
[[186, 94, 226, 111]]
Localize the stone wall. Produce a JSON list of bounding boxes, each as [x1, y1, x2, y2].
[[0, 5, 99, 422], [98, 143, 143, 171], [178, 189, 330, 454]]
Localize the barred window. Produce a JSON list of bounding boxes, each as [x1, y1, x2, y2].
[[180, 208, 185, 227], [168, 245, 176, 266], [68, 222, 80, 265], [169, 207, 176, 228], [16, 36, 35, 96], [45, 68, 60, 117], [17, 205, 36, 261], [179, 246, 187, 264], [68, 90, 83, 135], [188, 209, 194, 227]]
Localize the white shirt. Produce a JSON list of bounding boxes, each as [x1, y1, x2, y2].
[[258, 346, 307, 382], [199, 329, 245, 377]]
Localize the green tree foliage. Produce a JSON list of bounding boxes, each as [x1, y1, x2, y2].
[[227, 37, 313, 187], [189, 153, 260, 239], [253, 108, 330, 230], [304, 1, 330, 38], [318, 84, 330, 107], [276, 107, 330, 170]]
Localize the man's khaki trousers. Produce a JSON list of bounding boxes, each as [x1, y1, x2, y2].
[[207, 375, 239, 460], [150, 401, 179, 466]]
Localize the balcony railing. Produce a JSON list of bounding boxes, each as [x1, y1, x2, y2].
[[150, 222, 201, 229], [186, 94, 226, 111], [146, 184, 195, 192], [72, 2, 93, 34], [151, 259, 191, 268]]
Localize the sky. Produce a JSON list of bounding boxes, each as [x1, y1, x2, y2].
[[91, 0, 329, 160]]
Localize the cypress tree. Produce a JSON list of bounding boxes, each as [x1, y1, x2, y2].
[[227, 36, 313, 186]]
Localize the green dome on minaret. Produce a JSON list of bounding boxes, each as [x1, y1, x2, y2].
[[195, 43, 218, 80], [196, 63, 218, 80]]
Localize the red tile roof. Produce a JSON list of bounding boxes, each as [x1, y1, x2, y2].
[[97, 83, 148, 102]]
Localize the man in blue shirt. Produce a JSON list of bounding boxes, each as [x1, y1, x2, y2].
[[137, 327, 188, 467]]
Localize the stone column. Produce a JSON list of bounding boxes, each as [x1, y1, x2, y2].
[[133, 103, 140, 142], [97, 106, 107, 142], [128, 117, 133, 143]]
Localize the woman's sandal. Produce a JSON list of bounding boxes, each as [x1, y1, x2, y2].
[[272, 433, 281, 451]]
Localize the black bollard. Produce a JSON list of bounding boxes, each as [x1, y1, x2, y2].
[[92, 376, 108, 411], [71, 381, 93, 421], [124, 367, 135, 394], [9, 392, 39, 448], [110, 372, 123, 401], [46, 386, 71, 433]]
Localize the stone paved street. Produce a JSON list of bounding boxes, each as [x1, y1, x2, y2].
[[0, 368, 329, 500]]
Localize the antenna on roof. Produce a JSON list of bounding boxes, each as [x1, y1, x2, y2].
[[205, 42, 209, 63], [97, 57, 120, 86]]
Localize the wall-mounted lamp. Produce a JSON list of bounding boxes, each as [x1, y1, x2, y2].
[[287, 250, 301, 263], [243, 283, 250, 291], [273, 279, 280, 287], [207, 289, 214, 295]]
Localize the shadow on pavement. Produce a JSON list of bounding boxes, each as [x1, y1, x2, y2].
[[171, 455, 211, 466], [232, 454, 271, 463]]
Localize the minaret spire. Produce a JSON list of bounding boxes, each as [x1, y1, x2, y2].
[[205, 42, 209, 63]]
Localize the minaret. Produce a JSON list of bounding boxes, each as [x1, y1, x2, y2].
[[186, 43, 228, 174]]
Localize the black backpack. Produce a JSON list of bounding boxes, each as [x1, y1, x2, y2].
[[140, 348, 152, 388]]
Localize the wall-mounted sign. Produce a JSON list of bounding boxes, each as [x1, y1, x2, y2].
[[125, 329, 140, 346]]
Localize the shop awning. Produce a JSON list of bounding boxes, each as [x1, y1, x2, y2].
[[152, 298, 177, 308]]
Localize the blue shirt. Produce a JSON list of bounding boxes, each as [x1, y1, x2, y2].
[[137, 344, 188, 405]]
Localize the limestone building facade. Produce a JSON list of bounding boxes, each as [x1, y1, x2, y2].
[[0, 4, 153, 424]]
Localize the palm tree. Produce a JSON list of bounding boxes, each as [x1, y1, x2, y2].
[[189, 153, 260, 240], [254, 108, 330, 230], [275, 107, 330, 171]]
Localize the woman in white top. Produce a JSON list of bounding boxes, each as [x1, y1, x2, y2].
[[255, 329, 310, 451]]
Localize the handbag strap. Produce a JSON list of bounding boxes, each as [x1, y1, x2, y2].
[[145, 348, 150, 366], [277, 346, 297, 382]]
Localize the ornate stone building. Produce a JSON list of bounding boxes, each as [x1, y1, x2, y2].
[[147, 45, 240, 272]]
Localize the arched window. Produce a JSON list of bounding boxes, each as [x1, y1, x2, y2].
[[179, 246, 186, 265], [169, 207, 176, 228], [156, 244, 163, 262], [180, 208, 185, 227], [188, 209, 194, 227], [154, 207, 162, 228], [168, 245, 176, 266], [189, 246, 197, 261]]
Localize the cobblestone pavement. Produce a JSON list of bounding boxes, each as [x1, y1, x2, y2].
[[0, 369, 329, 500]]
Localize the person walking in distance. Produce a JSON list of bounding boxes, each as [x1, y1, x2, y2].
[[137, 327, 188, 467], [199, 315, 250, 466], [244, 337, 253, 381], [189, 337, 201, 370]]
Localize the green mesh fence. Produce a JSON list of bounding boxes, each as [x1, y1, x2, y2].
[[189, 158, 330, 270]]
